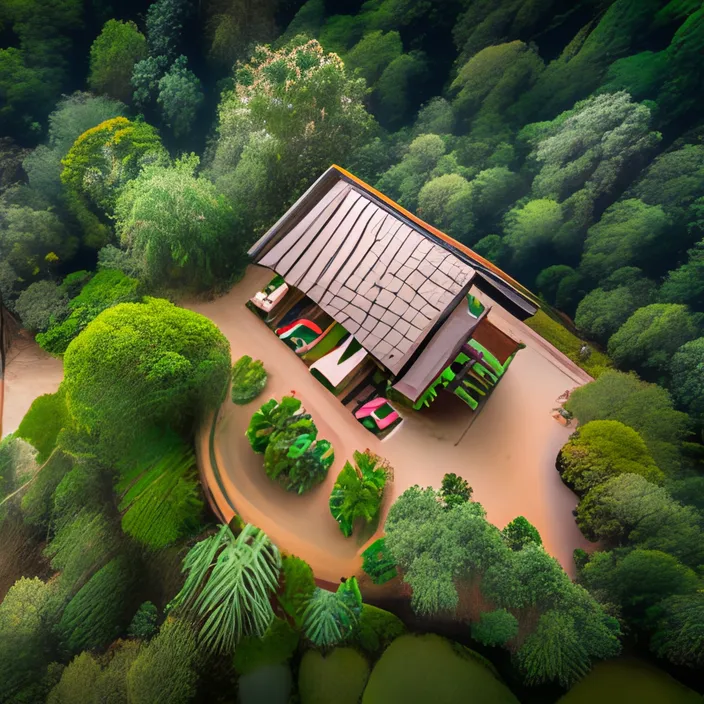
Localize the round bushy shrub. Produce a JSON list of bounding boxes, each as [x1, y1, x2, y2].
[[471, 609, 519, 647], [15, 281, 68, 333]]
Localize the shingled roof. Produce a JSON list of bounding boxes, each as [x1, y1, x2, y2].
[[249, 166, 538, 377]]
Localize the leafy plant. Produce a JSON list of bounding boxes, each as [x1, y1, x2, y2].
[[231, 355, 268, 405], [246, 396, 302, 453], [501, 516, 543, 551], [329, 451, 390, 536], [440, 472, 472, 509], [169, 523, 281, 654], [471, 609, 518, 647], [278, 555, 316, 627], [128, 602, 159, 640], [302, 578, 363, 649], [361, 538, 397, 585]]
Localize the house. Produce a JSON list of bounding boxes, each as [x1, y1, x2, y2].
[[247, 165, 538, 419]]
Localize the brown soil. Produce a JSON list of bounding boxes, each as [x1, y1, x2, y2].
[[189, 265, 596, 584]]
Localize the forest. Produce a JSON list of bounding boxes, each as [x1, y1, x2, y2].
[[1, 0, 703, 702]]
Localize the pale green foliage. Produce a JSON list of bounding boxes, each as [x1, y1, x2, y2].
[[559, 420, 664, 492], [170, 523, 281, 654], [47, 653, 101, 704], [127, 618, 199, 704], [608, 303, 701, 377], [503, 199, 562, 259], [115, 155, 241, 289], [329, 450, 390, 536], [157, 56, 203, 137], [417, 173, 471, 227], [471, 609, 518, 647], [88, 20, 147, 102], [302, 577, 362, 648], [15, 280, 68, 332], [576, 474, 704, 566], [413, 97, 455, 136], [233, 617, 299, 675]]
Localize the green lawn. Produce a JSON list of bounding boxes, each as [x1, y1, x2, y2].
[[299, 647, 370, 704], [362, 634, 518, 704], [524, 310, 612, 379], [559, 658, 701, 704]]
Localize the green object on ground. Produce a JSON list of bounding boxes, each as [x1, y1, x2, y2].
[[361, 538, 397, 584], [354, 605, 406, 657], [302, 325, 348, 362], [362, 634, 518, 704], [231, 355, 268, 405], [233, 617, 299, 675], [16, 390, 68, 462], [557, 658, 701, 704], [299, 648, 370, 704]]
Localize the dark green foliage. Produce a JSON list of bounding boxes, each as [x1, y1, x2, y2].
[[361, 538, 397, 585], [650, 593, 704, 669], [471, 609, 518, 647], [157, 57, 203, 138], [37, 269, 141, 355], [373, 51, 430, 129], [660, 240, 704, 310], [302, 577, 363, 648], [354, 604, 405, 656], [502, 517, 542, 551], [581, 549, 699, 616], [558, 420, 663, 492], [62, 297, 231, 461], [278, 555, 315, 627], [231, 355, 268, 404], [131, 55, 169, 109], [146, 0, 191, 59], [329, 451, 389, 536], [126, 618, 200, 704], [14, 281, 68, 333], [116, 431, 203, 549], [56, 555, 132, 655], [128, 602, 159, 640], [233, 617, 299, 675], [440, 472, 472, 509], [15, 390, 68, 463], [344, 30, 402, 87], [20, 451, 73, 530]]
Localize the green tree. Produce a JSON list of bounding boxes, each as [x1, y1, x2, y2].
[[440, 472, 472, 509], [412, 97, 455, 136], [502, 516, 542, 551], [126, 618, 199, 704], [170, 523, 281, 654], [88, 20, 147, 102], [0, 204, 78, 280], [471, 609, 518, 647], [278, 555, 315, 627], [344, 30, 402, 87], [660, 240, 704, 310], [61, 117, 167, 248], [61, 297, 231, 459], [536, 265, 578, 306], [127, 602, 159, 640], [231, 355, 268, 405], [651, 593, 704, 669], [15, 281, 68, 333], [581, 549, 698, 616], [115, 155, 241, 289], [670, 338, 704, 418], [157, 56, 203, 138], [473, 234, 510, 267], [145, 0, 191, 59], [576, 474, 704, 566], [503, 198, 562, 261], [47, 652, 101, 704], [329, 450, 389, 536], [56, 555, 132, 654], [131, 55, 169, 109], [558, 420, 663, 492], [302, 577, 362, 648], [565, 370, 689, 474], [0, 577, 55, 703], [373, 51, 430, 129], [516, 610, 591, 688], [607, 303, 701, 379], [581, 200, 673, 281], [417, 173, 471, 231], [23, 92, 127, 203], [210, 38, 373, 230]]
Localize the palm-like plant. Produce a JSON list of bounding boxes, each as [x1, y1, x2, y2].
[[169, 523, 281, 654], [302, 577, 362, 648], [329, 451, 390, 537]]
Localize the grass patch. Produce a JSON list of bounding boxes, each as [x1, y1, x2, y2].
[[558, 658, 701, 704], [299, 648, 370, 704], [362, 633, 518, 704], [524, 310, 612, 378]]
